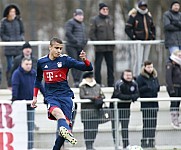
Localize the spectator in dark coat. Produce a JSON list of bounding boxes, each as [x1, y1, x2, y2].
[[11, 58, 36, 149], [125, 1, 156, 76], [65, 9, 87, 88], [166, 50, 181, 129], [163, 0, 181, 54], [89, 3, 115, 87], [136, 60, 160, 149], [79, 71, 105, 150], [0, 4, 24, 86], [10, 42, 45, 102], [110, 69, 139, 150]]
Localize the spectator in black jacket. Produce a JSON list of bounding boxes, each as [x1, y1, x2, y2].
[[110, 69, 139, 150], [89, 3, 115, 87], [0, 4, 24, 86], [136, 60, 160, 149], [163, 1, 181, 54], [65, 9, 87, 88], [166, 50, 181, 129], [125, 1, 155, 76]]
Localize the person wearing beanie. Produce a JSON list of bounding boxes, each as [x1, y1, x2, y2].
[[166, 50, 181, 129], [79, 71, 105, 150], [65, 8, 87, 88], [0, 4, 25, 87], [89, 3, 115, 87], [125, 0, 156, 76], [163, 0, 181, 54]]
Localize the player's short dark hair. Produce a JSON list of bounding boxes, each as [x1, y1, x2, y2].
[[144, 60, 153, 66], [50, 37, 63, 46]]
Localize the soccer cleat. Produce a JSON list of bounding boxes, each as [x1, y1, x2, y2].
[[59, 126, 77, 145]]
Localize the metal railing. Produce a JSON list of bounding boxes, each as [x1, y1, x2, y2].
[[0, 40, 164, 58], [1, 96, 181, 150]]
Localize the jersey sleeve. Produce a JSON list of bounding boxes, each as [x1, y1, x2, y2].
[[34, 61, 43, 88], [66, 56, 93, 71]]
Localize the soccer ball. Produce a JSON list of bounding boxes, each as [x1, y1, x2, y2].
[[128, 145, 143, 150]]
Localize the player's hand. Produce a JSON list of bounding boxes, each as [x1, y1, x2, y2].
[[31, 96, 37, 108], [79, 50, 86, 61]]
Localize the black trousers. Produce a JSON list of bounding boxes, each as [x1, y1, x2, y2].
[[66, 46, 83, 84], [83, 120, 99, 149], [111, 103, 131, 148], [95, 51, 114, 87], [142, 109, 157, 139]]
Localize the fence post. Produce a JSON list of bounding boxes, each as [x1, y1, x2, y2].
[[38, 43, 42, 58], [114, 100, 119, 149]]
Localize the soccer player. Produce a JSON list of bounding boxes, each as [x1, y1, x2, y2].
[[31, 37, 93, 150]]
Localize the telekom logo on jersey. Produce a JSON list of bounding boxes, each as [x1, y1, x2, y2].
[[43, 68, 68, 83]]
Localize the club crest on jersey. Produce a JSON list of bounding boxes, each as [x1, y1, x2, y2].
[[130, 86, 135, 91], [57, 62, 62, 68]]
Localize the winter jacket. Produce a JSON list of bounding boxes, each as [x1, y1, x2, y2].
[[125, 8, 155, 40], [0, 4, 24, 56], [165, 59, 181, 96], [12, 66, 36, 101], [65, 18, 87, 49], [111, 78, 139, 108], [163, 10, 181, 48], [89, 14, 115, 52], [79, 79, 105, 122], [136, 68, 160, 109]]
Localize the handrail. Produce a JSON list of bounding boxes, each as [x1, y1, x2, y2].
[[1, 97, 181, 104], [0, 40, 164, 46]]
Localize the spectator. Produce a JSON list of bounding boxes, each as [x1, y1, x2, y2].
[[165, 50, 181, 129], [163, 0, 181, 54], [136, 60, 160, 149], [9, 42, 46, 103], [0, 4, 24, 86], [9, 42, 37, 86], [89, 3, 115, 87], [65, 9, 87, 88], [11, 58, 36, 150], [110, 69, 139, 150], [79, 71, 105, 150], [31, 37, 93, 150], [125, 1, 156, 75]]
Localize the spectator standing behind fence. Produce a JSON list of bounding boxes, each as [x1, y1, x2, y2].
[[0, 4, 24, 87], [11, 58, 36, 150], [79, 71, 105, 150], [110, 69, 139, 150], [136, 60, 160, 149], [65, 9, 87, 88], [165, 50, 181, 129], [31, 37, 93, 150], [163, 1, 181, 54], [125, 1, 155, 76], [9, 42, 46, 103], [89, 3, 115, 87]]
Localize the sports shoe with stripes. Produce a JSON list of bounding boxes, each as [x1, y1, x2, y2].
[[59, 126, 77, 145]]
